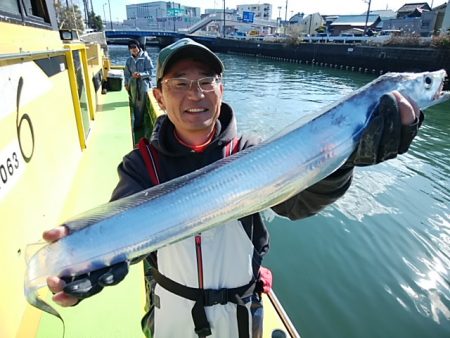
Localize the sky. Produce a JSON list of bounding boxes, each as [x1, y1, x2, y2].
[[91, 0, 448, 22]]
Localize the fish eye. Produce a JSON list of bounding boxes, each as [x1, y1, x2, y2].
[[424, 76, 432, 89]]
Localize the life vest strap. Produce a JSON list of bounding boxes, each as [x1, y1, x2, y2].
[[225, 137, 240, 157], [137, 138, 160, 185], [151, 267, 254, 338], [138, 136, 246, 337]]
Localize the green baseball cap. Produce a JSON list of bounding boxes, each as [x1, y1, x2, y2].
[[156, 38, 224, 82]]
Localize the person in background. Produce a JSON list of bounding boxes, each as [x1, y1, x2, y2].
[[124, 39, 154, 143], [44, 38, 423, 338]]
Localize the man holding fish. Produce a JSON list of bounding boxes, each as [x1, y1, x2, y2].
[[43, 38, 423, 338]]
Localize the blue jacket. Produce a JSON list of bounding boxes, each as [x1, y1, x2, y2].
[[124, 50, 154, 91]]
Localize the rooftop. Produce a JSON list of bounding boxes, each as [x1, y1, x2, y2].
[[330, 14, 380, 26]]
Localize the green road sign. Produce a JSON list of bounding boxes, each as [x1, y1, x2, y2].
[[167, 8, 184, 16]]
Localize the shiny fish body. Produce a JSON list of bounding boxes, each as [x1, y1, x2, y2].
[[25, 70, 449, 317]]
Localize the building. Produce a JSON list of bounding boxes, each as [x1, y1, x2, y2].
[[329, 14, 381, 35], [289, 12, 305, 25], [381, 17, 415, 33], [236, 3, 272, 21], [396, 2, 431, 18], [124, 1, 200, 31], [434, 1, 450, 35], [381, 2, 449, 36], [368, 9, 397, 21], [187, 4, 277, 37], [296, 13, 324, 35]]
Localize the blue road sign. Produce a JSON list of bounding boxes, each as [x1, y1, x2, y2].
[[242, 11, 254, 23]]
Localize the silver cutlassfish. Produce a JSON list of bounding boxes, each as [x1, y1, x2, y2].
[[25, 70, 450, 318]]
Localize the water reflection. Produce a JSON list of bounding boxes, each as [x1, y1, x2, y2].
[[333, 169, 400, 222], [220, 54, 450, 336]]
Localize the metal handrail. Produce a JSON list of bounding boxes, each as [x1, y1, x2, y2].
[[0, 49, 68, 62], [268, 289, 301, 338]]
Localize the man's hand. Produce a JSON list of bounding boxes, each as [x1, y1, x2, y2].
[[392, 90, 420, 125], [132, 72, 141, 79], [348, 91, 423, 166], [43, 227, 80, 306], [43, 227, 129, 307]]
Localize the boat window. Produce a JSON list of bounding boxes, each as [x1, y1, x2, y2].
[[0, 0, 20, 14], [0, 0, 51, 26], [22, 0, 51, 23]]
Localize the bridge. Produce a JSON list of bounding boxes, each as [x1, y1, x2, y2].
[[104, 12, 238, 46], [105, 30, 186, 39], [104, 30, 187, 47]]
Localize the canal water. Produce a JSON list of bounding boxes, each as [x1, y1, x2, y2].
[[109, 45, 450, 338]]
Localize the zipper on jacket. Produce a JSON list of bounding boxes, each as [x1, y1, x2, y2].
[[195, 235, 204, 289]]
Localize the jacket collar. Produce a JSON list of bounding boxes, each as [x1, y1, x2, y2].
[[150, 102, 237, 156]]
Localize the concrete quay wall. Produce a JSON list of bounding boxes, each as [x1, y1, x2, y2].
[[194, 37, 450, 80]]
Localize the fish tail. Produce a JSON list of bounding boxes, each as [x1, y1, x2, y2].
[[25, 285, 66, 337]]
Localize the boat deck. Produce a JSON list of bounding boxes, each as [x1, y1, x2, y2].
[[34, 88, 294, 338], [35, 89, 145, 338]]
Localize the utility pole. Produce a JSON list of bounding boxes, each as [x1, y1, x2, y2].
[[89, 0, 94, 28], [108, 0, 112, 30], [284, 0, 288, 22], [103, 3, 107, 27], [82, 0, 89, 25], [363, 0, 372, 35], [284, 0, 288, 34], [223, 0, 226, 38], [277, 6, 282, 31], [173, 2, 176, 31]]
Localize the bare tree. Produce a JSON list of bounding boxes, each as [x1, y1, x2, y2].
[[55, 2, 85, 32]]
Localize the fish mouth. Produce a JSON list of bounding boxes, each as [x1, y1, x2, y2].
[[435, 80, 444, 100], [432, 75, 450, 102], [434, 85, 450, 103], [443, 75, 449, 91], [438, 91, 450, 102]]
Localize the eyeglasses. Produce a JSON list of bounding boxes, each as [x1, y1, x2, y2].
[[129, 45, 138, 49], [162, 76, 221, 93]]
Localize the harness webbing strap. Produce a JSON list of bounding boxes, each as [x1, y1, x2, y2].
[[137, 138, 160, 185], [225, 137, 240, 157], [236, 294, 250, 338], [151, 267, 254, 338], [137, 136, 251, 338]]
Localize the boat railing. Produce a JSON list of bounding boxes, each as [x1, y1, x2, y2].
[[268, 289, 301, 338], [0, 49, 68, 64], [0, 44, 97, 149], [64, 43, 97, 147]]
